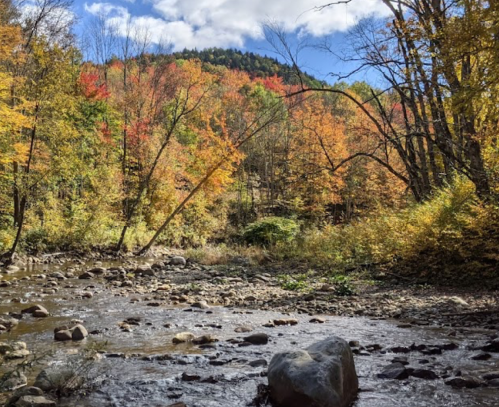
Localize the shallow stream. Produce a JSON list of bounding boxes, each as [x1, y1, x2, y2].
[[1, 258, 498, 407]]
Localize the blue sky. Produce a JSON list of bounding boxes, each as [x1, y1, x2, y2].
[[72, 0, 390, 84]]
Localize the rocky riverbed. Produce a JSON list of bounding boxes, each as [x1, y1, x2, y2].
[[1, 251, 499, 406]]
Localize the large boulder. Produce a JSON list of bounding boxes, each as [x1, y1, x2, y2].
[[268, 336, 358, 407]]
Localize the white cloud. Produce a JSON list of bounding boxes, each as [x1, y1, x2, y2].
[[84, 0, 390, 51], [84, 2, 128, 17]]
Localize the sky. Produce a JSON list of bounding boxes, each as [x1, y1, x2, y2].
[[72, 0, 391, 84]]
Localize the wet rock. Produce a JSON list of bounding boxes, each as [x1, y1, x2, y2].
[[6, 265, 20, 273], [123, 317, 141, 326], [173, 332, 195, 344], [135, 265, 155, 276], [71, 324, 88, 341], [0, 372, 27, 391], [88, 267, 106, 275], [482, 339, 499, 352], [54, 330, 72, 341], [234, 326, 253, 333], [181, 372, 201, 382], [441, 342, 459, 350], [6, 386, 43, 407], [391, 356, 409, 366], [119, 323, 132, 332], [488, 378, 499, 387], [444, 376, 482, 388], [273, 318, 298, 326], [15, 396, 56, 407], [166, 403, 187, 407], [191, 301, 210, 309], [33, 309, 49, 318], [78, 271, 94, 280], [309, 317, 326, 324], [378, 363, 409, 380], [192, 335, 217, 345], [53, 324, 88, 341], [390, 346, 411, 354], [0, 316, 18, 332], [170, 256, 186, 266], [421, 346, 442, 355], [21, 304, 49, 317], [268, 336, 358, 407], [0, 341, 28, 359], [244, 333, 269, 345], [471, 352, 491, 360], [482, 372, 499, 381], [249, 359, 268, 367], [410, 369, 438, 380]]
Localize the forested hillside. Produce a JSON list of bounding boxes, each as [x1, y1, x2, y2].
[[1, 0, 498, 283], [172, 48, 326, 87]]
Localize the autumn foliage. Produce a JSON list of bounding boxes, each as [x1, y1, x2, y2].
[[1, 0, 498, 280]]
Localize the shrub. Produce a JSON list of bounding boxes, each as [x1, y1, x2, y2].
[[329, 275, 356, 296], [243, 217, 299, 246], [22, 227, 49, 253], [274, 177, 481, 270], [277, 273, 310, 291]]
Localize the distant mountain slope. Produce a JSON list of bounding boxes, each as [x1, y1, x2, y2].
[[173, 48, 325, 87]]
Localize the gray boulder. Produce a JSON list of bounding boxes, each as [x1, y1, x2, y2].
[[170, 256, 186, 266], [268, 336, 358, 407]]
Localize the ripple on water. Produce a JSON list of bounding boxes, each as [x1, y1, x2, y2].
[[1, 263, 498, 407]]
